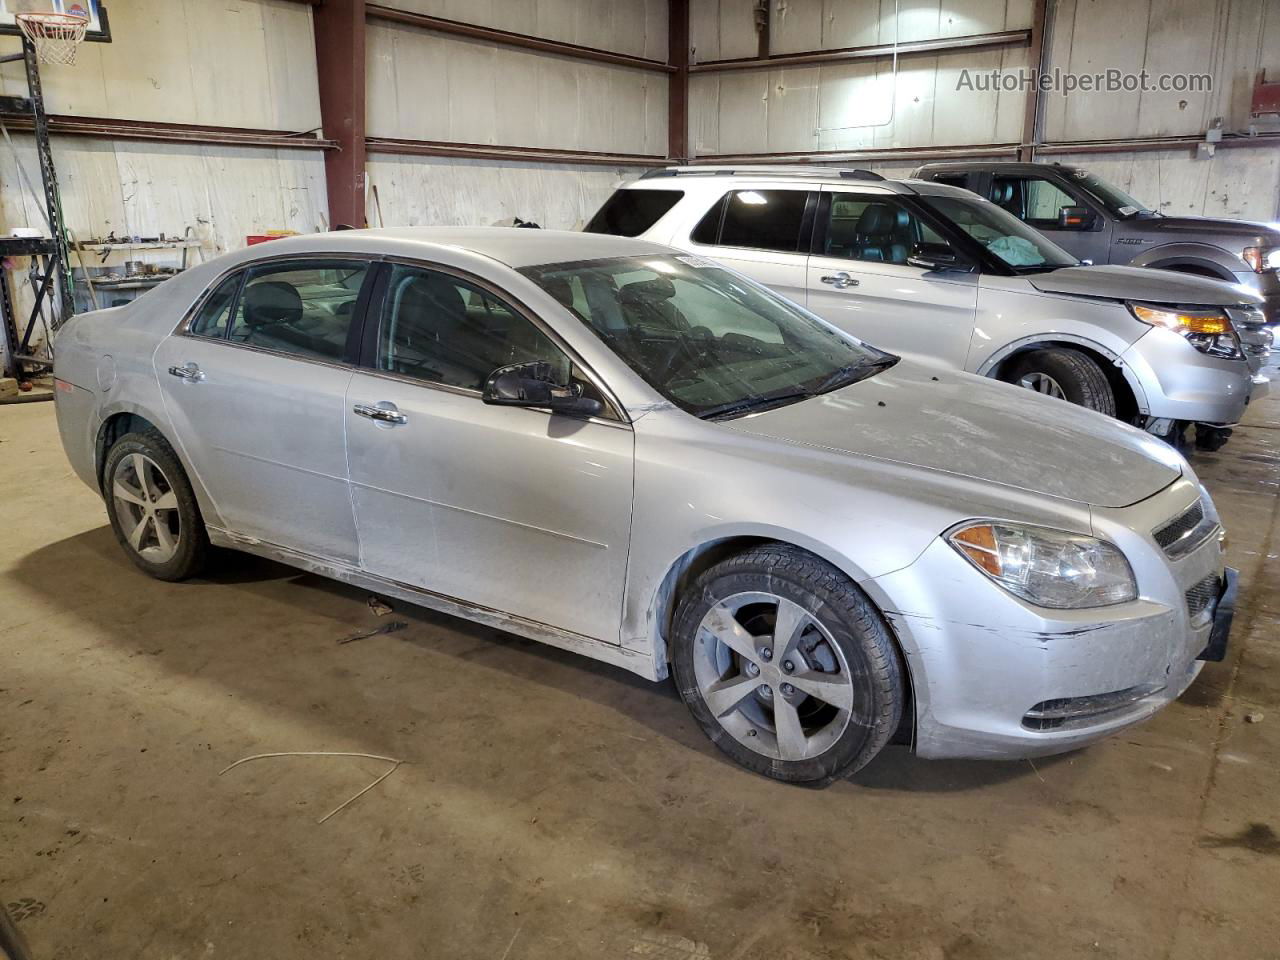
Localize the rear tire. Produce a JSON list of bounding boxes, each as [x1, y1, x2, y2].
[[670, 545, 903, 787], [103, 429, 209, 581], [1005, 347, 1117, 417]]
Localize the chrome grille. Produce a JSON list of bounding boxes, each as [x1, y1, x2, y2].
[[1154, 501, 1212, 559], [1185, 573, 1220, 621]]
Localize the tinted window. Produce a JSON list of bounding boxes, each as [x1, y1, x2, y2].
[[228, 261, 368, 362], [822, 194, 954, 266], [690, 195, 726, 245], [189, 274, 240, 338], [930, 173, 970, 189], [585, 189, 683, 237], [377, 264, 570, 392], [714, 190, 809, 252]]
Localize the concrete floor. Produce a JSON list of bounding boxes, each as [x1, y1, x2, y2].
[[2, 392, 1278, 960]]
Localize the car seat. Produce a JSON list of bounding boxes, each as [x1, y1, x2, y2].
[[854, 204, 911, 264]]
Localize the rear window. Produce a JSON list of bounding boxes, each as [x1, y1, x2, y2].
[[585, 189, 683, 237], [696, 189, 809, 253]]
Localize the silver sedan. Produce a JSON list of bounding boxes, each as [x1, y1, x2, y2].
[[53, 228, 1235, 785]]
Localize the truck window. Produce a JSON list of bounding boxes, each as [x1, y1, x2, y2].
[[990, 176, 1077, 228], [584, 189, 683, 237]]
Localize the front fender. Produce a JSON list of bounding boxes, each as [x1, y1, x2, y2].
[[973, 333, 1152, 416], [1127, 242, 1243, 280]]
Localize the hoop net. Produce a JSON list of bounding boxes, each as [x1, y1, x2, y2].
[[16, 12, 89, 65]]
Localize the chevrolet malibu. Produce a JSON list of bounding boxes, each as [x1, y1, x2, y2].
[[53, 228, 1235, 785]]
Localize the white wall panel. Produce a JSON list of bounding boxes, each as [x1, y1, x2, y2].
[[365, 155, 642, 230], [367, 23, 667, 154], [379, 0, 668, 60], [0, 0, 321, 130]]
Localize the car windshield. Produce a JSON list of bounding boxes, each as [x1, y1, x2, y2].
[[919, 195, 1080, 271], [520, 255, 895, 419], [1068, 170, 1153, 218]]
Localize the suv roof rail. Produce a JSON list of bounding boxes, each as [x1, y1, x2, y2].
[[639, 165, 885, 182]]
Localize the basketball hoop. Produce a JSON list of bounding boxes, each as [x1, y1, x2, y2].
[[15, 12, 89, 66]]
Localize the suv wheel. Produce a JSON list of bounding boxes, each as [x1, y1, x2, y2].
[[103, 429, 209, 581], [1005, 347, 1116, 417], [670, 545, 903, 786]]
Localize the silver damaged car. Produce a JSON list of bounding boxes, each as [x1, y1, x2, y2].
[[53, 228, 1236, 785]]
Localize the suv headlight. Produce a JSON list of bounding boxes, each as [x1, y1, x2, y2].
[[947, 521, 1138, 609], [1129, 303, 1241, 359], [1242, 245, 1280, 273]]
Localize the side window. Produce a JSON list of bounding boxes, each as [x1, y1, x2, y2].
[[376, 264, 571, 392], [701, 189, 809, 253], [188, 274, 241, 339], [584, 189, 683, 237], [822, 194, 955, 266], [991, 176, 1076, 226], [228, 261, 369, 362]]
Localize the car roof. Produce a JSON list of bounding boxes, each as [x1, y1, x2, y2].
[[239, 226, 675, 270], [620, 166, 979, 200], [915, 161, 1083, 175]]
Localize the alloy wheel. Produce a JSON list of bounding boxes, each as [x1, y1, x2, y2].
[[691, 591, 855, 762], [112, 453, 182, 564], [1017, 371, 1067, 399]]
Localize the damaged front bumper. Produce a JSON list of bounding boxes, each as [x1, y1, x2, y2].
[[862, 479, 1230, 760]]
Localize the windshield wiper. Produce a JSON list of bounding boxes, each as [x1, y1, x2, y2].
[[697, 390, 814, 421], [810, 355, 898, 395]]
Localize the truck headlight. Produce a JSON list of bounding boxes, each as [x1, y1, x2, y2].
[[1129, 303, 1241, 359], [947, 521, 1138, 609], [1242, 245, 1280, 273]]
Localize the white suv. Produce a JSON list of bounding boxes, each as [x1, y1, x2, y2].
[[585, 166, 1271, 450]]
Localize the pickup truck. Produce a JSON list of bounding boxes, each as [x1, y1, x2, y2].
[[912, 161, 1280, 328]]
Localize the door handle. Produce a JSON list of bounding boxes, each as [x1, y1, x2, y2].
[[353, 402, 408, 425], [168, 362, 205, 382], [820, 272, 859, 289]]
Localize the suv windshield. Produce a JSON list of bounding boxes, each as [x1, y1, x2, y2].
[[520, 255, 895, 419], [919, 195, 1080, 271], [1068, 170, 1153, 218]]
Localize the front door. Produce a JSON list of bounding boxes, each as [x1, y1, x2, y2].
[[806, 188, 978, 368], [988, 173, 1112, 264], [344, 262, 634, 643], [154, 258, 373, 563]]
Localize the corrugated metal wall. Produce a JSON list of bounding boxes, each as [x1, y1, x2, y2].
[[364, 0, 668, 229]]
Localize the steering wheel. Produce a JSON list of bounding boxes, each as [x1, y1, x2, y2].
[[652, 326, 716, 383]]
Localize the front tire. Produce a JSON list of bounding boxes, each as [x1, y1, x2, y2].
[[1005, 347, 1117, 417], [670, 545, 904, 787], [103, 429, 209, 581]]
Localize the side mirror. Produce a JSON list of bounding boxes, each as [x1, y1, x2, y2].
[[1058, 205, 1096, 230], [482, 361, 603, 418], [907, 242, 969, 272]]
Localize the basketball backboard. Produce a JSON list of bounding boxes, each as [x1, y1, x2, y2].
[[0, 0, 111, 41]]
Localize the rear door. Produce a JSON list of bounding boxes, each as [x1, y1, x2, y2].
[[154, 258, 374, 562], [343, 261, 634, 643], [805, 188, 978, 367], [682, 187, 814, 307]]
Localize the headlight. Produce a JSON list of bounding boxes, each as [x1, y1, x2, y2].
[[1129, 303, 1240, 359], [947, 521, 1138, 609], [1242, 245, 1280, 273]]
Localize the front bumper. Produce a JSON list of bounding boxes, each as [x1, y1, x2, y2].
[[1232, 269, 1280, 326], [863, 477, 1229, 760], [1121, 327, 1256, 425]]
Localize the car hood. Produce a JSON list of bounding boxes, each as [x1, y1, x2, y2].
[[1136, 214, 1280, 243], [723, 361, 1183, 508], [1027, 264, 1263, 307]]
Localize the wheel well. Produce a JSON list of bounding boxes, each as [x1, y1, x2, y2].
[[1155, 261, 1233, 282], [994, 342, 1140, 424], [653, 536, 916, 744], [95, 412, 161, 490]]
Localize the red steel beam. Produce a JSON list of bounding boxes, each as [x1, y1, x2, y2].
[[668, 0, 689, 161], [0, 113, 336, 150], [688, 28, 1030, 73], [1018, 0, 1049, 161], [314, 0, 367, 228], [366, 4, 674, 74], [366, 137, 667, 167], [1037, 135, 1280, 155]]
